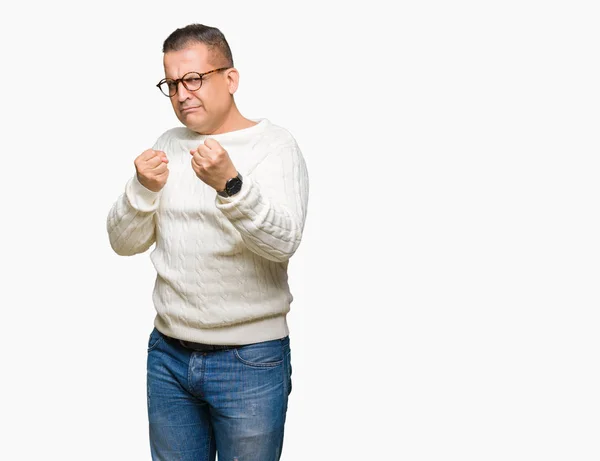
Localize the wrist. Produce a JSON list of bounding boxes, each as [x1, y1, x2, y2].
[[217, 172, 243, 197]]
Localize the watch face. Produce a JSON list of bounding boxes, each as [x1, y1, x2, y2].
[[226, 176, 243, 196]]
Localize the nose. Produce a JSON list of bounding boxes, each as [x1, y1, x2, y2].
[[176, 81, 192, 102]]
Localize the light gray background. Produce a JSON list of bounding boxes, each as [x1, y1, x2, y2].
[[1, 1, 598, 460]]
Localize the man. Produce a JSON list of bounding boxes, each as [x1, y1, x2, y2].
[[106, 23, 309, 461]]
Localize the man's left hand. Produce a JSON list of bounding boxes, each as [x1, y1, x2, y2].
[[190, 138, 238, 192]]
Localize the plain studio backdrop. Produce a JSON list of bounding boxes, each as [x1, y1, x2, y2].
[[1, 1, 598, 460]]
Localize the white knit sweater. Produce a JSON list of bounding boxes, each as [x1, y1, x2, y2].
[[106, 119, 309, 345]]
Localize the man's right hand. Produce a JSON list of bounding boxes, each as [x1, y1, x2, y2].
[[134, 149, 169, 192]]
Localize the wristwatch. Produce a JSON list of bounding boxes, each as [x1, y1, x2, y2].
[[217, 172, 243, 197]]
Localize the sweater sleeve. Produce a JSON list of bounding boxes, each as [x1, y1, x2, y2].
[[215, 141, 309, 263], [106, 139, 165, 256]]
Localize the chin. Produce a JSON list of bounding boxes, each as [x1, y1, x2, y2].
[[187, 121, 211, 134], [177, 112, 203, 131]]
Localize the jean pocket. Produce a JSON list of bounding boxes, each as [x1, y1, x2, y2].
[[147, 327, 164, 352], [233, 339, 285, 368]]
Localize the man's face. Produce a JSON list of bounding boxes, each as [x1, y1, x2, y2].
[[163, 43, 234, 134]]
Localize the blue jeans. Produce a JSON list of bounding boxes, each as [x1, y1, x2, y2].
[[146, 327, 293, 461]]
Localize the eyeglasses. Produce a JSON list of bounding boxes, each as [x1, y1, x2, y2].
[[156, 67, 230, 97]]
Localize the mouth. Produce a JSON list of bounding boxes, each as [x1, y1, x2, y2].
[[181, 106, 202, 113]]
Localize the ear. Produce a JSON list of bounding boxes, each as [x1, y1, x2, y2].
[[225, 68, 240, 95]]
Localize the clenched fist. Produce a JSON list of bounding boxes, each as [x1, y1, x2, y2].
[[190, 138, 237, 191], [134, 149, 169, 192]]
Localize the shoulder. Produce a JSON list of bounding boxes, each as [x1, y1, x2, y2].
[[250, 120, 307, 173], [259, 119, 299, 150]]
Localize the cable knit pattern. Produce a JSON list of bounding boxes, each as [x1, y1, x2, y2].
[[106, 119, 309, 345]]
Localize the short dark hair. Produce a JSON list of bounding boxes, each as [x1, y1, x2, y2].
[[162, 24, 234, 68]]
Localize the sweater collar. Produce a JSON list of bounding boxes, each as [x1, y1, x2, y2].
[[182, 118, 269, 146]]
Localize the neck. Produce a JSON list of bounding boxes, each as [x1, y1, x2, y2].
[[209, 105, 257, 135]]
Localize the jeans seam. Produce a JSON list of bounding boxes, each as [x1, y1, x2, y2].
[[188, 353, 193, 393], [287, 349, 292, 396], [206, 419, 213, 461], [282, 345, 288, 398]]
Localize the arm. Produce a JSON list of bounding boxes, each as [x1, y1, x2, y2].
[[106, 135, 168, 256], [215, 142, 309, 262], [106, 175, 162, 256]]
